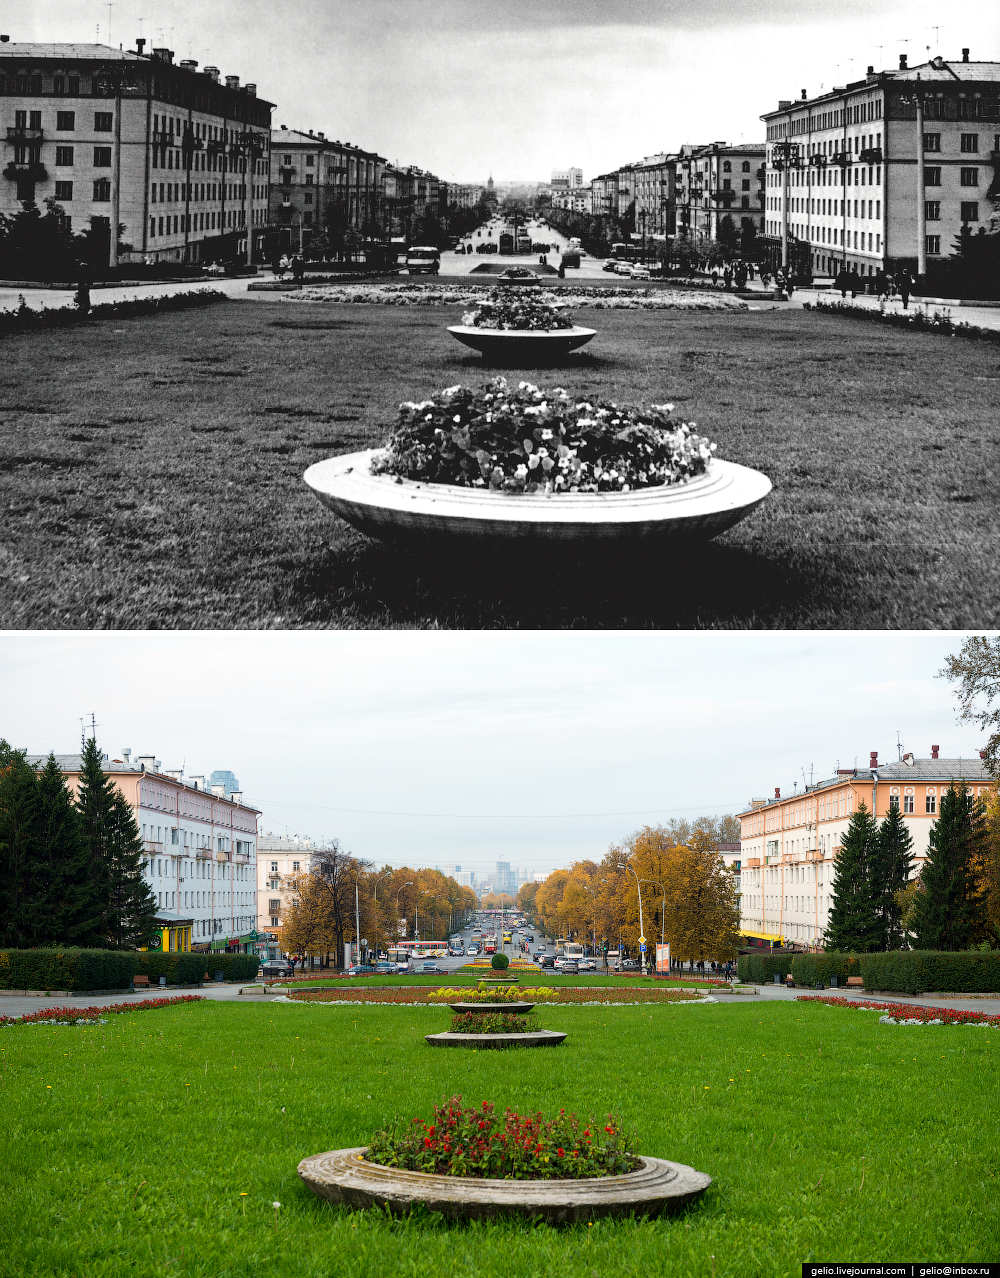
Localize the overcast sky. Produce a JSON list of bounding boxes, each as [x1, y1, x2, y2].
[[1, 632, 992, 875], [15, 0, 1000, 182]]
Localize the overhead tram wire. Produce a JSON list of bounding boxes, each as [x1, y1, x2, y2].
[[252, 798, 746, 821]]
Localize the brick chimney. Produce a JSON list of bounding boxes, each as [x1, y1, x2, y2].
[[774, 787, 781, 799], [931, 744, 939, 759], [870, 751, 878, 768], [979, 750, 986, 760], [899, 53, 908, 69], [962, 48, 969, 62]]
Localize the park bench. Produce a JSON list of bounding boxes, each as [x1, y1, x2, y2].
[[846, 976, 864, 988], [132, 974, 150, 987]]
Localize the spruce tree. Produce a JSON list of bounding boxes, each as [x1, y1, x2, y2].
[[0, 741, 41, 947], [872, 804, 915, 950], [913, 783, 984, 951], [32, 754, 102, 947], [824, 801, 880, 952], [76, 738, 158, 949]]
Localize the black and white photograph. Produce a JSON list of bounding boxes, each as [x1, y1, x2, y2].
[[1, 1, 999, 1274]]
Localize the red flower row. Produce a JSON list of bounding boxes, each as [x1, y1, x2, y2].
[[0, 995, 206, 1027], [796, 995, 1000, 1026], [289, 986, 707, 1006]]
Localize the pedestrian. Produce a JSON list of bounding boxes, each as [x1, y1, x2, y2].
[[558, 261, 565, 278], [711, 268, 719, 287], [291, 255, 305, 286], [835, 265, 850, 298], [723, 265, 733, 290], [760, 268, 771, 290], [875, 268, 889, 301], [74, 258, 92, 314], [849, 266, 861, 299], [896, 267, 914, 309]]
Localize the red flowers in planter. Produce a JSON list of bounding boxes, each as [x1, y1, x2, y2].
[[796, 995, 1000, 1026], [366, 1096, 638, 1181]]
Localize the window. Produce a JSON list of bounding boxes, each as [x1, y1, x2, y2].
[[742, 160, 750, 172], [55, 181, 73, 200], [889, 795, 900, 811], [306, 154, 314, 166], [923, 132, 941, 152], [925, 200, 941, 221], [292, 861, 300, 871], [923, 167, 941, 186], [94, 112, 113, 132], [269, 899, 281, 913], [93, 177, 111, 201], [271, 917, 279, 927], [93, 146, 112, 167], [55, 146, 74, 166], [270, 861, 278, 873], [960, 168, 979, 186], [926, 791, 937, 814], [303, 212, 313, 224], [29, 110, 41, 130], [742, 179, 750, 190], [903, 794, 914, 814], [961, 201, 979, 222], [723, 161, 731, 173], [960, 133, 979, 153], [56, 111, 75, 131], [303, 192, 313, 204]]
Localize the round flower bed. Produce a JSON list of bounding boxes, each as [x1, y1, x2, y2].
[[298, 1097, 711, 1222], [448, 292, 593, 361], [303, 378, 771, 548], [427, 987, 556, 1004]]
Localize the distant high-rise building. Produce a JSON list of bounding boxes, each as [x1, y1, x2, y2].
[[533, 871, 549, 883], [210, 769, 240, 796], [494, 861, 516, 895], [516, 866, 529, 883]]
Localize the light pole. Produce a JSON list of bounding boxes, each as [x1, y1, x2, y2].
[[370, 871, 391, 960], [640, 878, 667, 973], [617, 858, 647, 975], [395, 881, 414, 951]]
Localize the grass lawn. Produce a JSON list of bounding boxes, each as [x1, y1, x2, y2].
[[1, 297, 998, 628], [1, 998, 994, 1276]]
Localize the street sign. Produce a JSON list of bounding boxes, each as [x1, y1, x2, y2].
[[640, 944, 647, 952], [638, 935, 646, 946]]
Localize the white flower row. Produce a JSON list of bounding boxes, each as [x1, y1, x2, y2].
[[289, 284, 747, 312]]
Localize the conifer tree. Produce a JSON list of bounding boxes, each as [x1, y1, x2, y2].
[[824, 801, 880, 951], [0, 741, 41, 947], [872, 804, 915, 950], [912, 783, 985, 951], [32, 753, 102, 947], [76, 738, 157, 949]]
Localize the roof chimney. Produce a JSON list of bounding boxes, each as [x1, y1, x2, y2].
[[867, 64, 874, 74], [870, 751, 878, 768], [122, 747, 131, 763], [135, 38, 146, 55], [774, 787, 781, 799], [245, 83, 256, 96], [203, 66, 219, 81], [931, 744, 939, 759], [962, 48, 969, 62], [899, 53, 908, 69], [225, 74, 240, 90], [152, 47, 173, 64], [801, 88, 807, 99], [189, 774, 205, 790], [179, 59, 197, 71], [778, 99, 791, 110], [980, 750, 987, 759], [211, 783, 226, 797], [231, 791, 243, 805], [0, 36, 9, 43], [317, 131, 324, 140]]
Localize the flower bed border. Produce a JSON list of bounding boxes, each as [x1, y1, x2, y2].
[[426, 1028, 566, 1049], [0, 994, 206, 1027], [796, 995, 1000, 1026], [298, 1147, 711, 1223], [803, 298, 1000, 344]]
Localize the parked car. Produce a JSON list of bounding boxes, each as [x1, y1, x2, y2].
[[621, 958, 640, 971], [602, 260, 618, 272], [259, 959, 294, 979], [376, 962, 396, 974], [629, 264, 651, 279], [346, 964, 378, 976]]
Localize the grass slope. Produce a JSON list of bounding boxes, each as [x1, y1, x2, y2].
[[1, 300, 998, 628], [0, 999, 994, 1277]]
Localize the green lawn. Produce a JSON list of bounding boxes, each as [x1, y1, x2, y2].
[[1, 998, 994, 1276], [1, 298, 998, 628]]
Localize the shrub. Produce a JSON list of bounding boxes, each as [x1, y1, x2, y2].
[[134, 952, 206, 985], [366, 1095, 639, 1180], [371, 378, 716, 496], [201, 953, 260, 982], [427, 986, 555, 1003], [791, 953, 861, 986], [0, 948, 138, 991], [449, 1011, 537, 1034], [0, 288, 226, 339], [803, 298, 1000, 345], [491, 952, 510, 971], [858, 950, 1000, 995], [737, 953, 794, 984]]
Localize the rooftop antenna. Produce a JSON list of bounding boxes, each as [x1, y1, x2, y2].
[[897, 730, 903, 761], [931, 26, 939, 52], [107, 3, 113, 48], [79, 712, 99, 750]]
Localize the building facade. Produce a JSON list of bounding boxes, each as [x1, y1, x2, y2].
[[30, 749, 259, 953], [1, 40, 274, 264], [270, 126, 386, 249], [256, 834, 338, 948], [675, 142, 765, 244], [738, 747, 992, 948], [761, 50, 1000, 278]]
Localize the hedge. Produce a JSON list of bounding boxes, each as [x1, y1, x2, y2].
[[0, 948, 138, 991], [803, 298, 1000, 345], [737, 953, 794, 984], [858, 950, 1000, 995], [0, 288, 227, 338], [204, 953, 260, 982], [134, 952, 207, 985], [791, 953, 861, 986]]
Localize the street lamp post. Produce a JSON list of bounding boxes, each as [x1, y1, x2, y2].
[[640, 878, 667, 973], [395, 881, 414, 948], [370, 871, 390, 961], [616, 860, 647, 975]]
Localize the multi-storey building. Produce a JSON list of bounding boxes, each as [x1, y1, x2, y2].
[[256, 833, 328, 946], [761, 49, 1000, 279], [738, 746, 992, 949], [588, 171, 617, 217], [631, 153, 676, 238], [270, 125, 386, 250], [675, 142, 765, 244], [0, 39, 274, 265], [29, 748, 259, 954]]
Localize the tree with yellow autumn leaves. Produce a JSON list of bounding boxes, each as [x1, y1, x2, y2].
[[524, 821, 740, 964]]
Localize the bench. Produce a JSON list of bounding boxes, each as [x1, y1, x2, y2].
[[132, 975, 150, 987], [847, 976, 864, 988]]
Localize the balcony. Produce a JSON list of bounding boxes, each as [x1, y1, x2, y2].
[[7, 127, 44, 141], [859, 147, 883, 165], [3, 160, 47, 182], [746, 858, 761, 868], [711, 189, 736, 204]]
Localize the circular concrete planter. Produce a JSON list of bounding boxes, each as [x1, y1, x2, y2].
[[447, 325, 596, 362], [447, 1001, 535, 1013], [426, 1028, 566, 1049], [303, 451, 772, 549], [298, 1148, 711, 1223]]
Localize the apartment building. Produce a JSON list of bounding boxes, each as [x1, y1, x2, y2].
[[30, 749, 259, 954], [675, 142, 765, 243], [269, 125, 385, 249], [738, 746, 992, 948], [761, 48, 1000, 277], [257, 833, 337, 947], [0, 39, 274, 264]]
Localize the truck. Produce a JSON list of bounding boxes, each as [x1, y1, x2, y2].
[[405, 245, 440, 274]]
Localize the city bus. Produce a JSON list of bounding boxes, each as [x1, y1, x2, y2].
[[387, 940, 448, 963]]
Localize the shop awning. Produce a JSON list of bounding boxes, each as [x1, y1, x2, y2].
[[741, 930, 784, 942]]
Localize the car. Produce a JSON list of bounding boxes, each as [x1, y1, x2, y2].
[[449, 946, 464, 956], [537, 955, 555, 968], [577, 958, 597, 971], [559, 960, 579, 973], [614, 261, 632, 275], [375, 962, 395, 974], [621, 958, 640, 971], [417, 960, 447, 974], [345, 964, 378, 976], [258, 959, 294, 979], [394, 961, 410, 974], [602, 260, 619, 272], [467, 946, 479, 957], [629, 264, 651, 279]]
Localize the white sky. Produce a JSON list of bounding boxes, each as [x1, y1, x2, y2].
[[1, 632, 992, 875], [13, 0, 1000, 182]]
